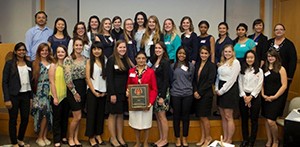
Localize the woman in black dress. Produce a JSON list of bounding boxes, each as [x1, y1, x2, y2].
[[106, 40, 132, 147], [262, 49, 287, 147], [193, 46, 216, 146]]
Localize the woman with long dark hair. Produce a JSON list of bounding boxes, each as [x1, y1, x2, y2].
[[48, 17, 71, 54], [85, 42, 107, 146], [261, 49, 287, 147], [238, 50, 263, 147], [2, 42, 33, 147], [151, 42, 170, 147]]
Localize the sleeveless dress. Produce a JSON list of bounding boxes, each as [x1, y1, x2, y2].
[[32, 63, 52, 132], [261, 70, 285, 121]]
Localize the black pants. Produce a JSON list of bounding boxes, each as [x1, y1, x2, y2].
[[171, 95, 193, 137], [52, 97, 69, 143], [239, 94, 261, 143], [85, 89, 106, 137], [8, 92, 31, 144]]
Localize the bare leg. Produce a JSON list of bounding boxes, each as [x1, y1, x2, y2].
[[201, 117, 212, 147], [68, 110, 81, 146], [134, 129, 141, 147], [196, 118, 205, 146], [267, 119, 279, 147], [144, 129, 150, 147], [219, 107, 228, 142], [265, 119, 272, 146], [154, 113, 163, 145], [182, 137, 188, 146], [116, 114, 126, 145], [108, 114, 120, 146], [223, 108, 235, 144], [156, 111, 169, 146]]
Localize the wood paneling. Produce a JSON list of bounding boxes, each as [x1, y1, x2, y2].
[[0, 44, 16, 108], [272, 0, 300, 100], [0, 112, 283, 142]]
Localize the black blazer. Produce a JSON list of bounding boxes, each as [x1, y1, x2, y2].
[[193, 60, 216, 98], [248, 33, 268, 62], [2, 59, 33, 102], [154, 59, 170, 99], [106, 56, 130, 97]]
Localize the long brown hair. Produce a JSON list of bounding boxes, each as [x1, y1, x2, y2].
[[70, 38, 84, 60], [140, 15, 162, 48], [73, 21, 89, 45], [123, 18, 134, 43], [32, 43, 54, 89], [163, 18, 178, 42], [99, 17, 112, 35], [263, 49, 281, 73], [113, 40, 132, 71]]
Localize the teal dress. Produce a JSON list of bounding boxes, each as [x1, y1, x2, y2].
[[32, 63, 52, 132]]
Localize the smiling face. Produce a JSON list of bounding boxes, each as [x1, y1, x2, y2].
[[73, 39, 83, 54], [254, 23, 264, 33], [200, 48, 210, 61], [92, 47, 102, 58], [136, 53, 147, 67], [56, 20, 65, 32], [103, 19, 112, 32], [76, 24, 85, 36], [164, 19, 173, 33], [274, 24, 285, 37], [182, 18, 191, 31], [117, 42, 127, 56], [148, 18, 156, 31], [245, 52, 255, 66], [223, 46, 234, 60], [56, 47, 67, 60], [40, 47, 49, 59], [177, 48, 186, 62], [113, 18, 121, 29], [218, 24, 228, 36], [137, 14, 145, 27], [35, 13, 47, 27], [124, 19, 134, 32], [90, 18, 99, 30], [237, 26, 247, 37], [155, 43, 164, 57], [199, 23, 208, 35], [15, 46, 27, 59], [267, 54, 276, 64]]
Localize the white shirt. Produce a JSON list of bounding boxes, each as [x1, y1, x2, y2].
[[18, 65, 32, 92], [89, 63, 107, 92], [134, 29, 145, 51], [215, 59, 240, 95], [238, 68, 263, 98]]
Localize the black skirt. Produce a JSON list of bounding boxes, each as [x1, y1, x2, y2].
[[217, 80, 239, 109], [67, 79, 87, 111]]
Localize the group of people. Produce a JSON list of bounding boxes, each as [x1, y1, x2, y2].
[[2, 10, 297, 147]]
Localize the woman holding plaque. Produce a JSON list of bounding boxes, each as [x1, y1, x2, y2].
[[126, 51, 158, 147]]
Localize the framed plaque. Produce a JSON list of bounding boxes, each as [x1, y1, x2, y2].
[[128, 84, 149, 111]]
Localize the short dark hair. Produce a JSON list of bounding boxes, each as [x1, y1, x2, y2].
[[252, 19, 264, 30], [35, 11, 47, 19]]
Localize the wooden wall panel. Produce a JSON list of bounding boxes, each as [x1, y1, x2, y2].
[[273, 0, 300, 100]]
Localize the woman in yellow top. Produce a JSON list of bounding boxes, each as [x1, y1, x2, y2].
[[49, 45, 69, 147]]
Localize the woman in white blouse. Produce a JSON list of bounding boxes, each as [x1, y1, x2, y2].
[[238, 50, 263, 147], [215, 44, 240, 144]]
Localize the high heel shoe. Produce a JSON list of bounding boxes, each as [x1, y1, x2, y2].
[[120, 143, 128, 147], [95, 138, 106, 145], [159, 143, 169, 147], [109, 138, 121, 147]]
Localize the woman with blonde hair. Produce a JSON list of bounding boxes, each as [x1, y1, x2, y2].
[[140, 15, 164, 60], [215, 44, 240, 144], [163, 18, 181, 63]]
